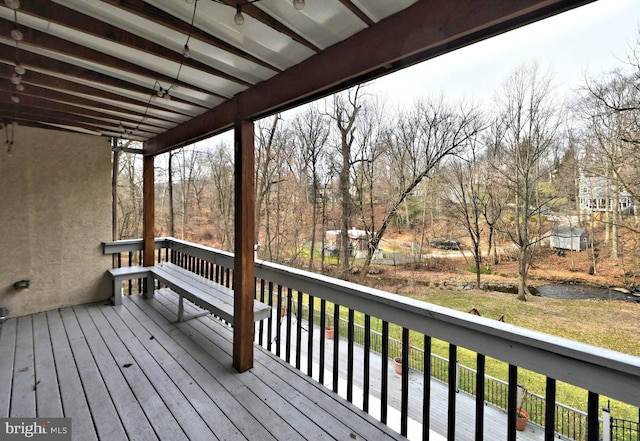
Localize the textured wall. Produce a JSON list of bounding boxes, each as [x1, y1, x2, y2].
[[0, 126, 112, 317]]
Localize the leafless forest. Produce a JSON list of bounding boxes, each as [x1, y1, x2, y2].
[[115, 53, 640, 298]]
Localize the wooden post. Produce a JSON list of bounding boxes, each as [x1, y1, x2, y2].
[[233, 118, 255, 372], [143, 155, 155, 298], [111, 143, 120, 269]]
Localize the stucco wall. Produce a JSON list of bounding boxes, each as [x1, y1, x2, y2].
[[0, 126, 112, 317]]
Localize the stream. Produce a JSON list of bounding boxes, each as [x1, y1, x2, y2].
[[536, 284, 640, 303]]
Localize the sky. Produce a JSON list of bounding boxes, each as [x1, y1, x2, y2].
[[371, 0, 640, 106]]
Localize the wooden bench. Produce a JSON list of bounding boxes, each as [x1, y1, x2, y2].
[[148, 262, 271, 324], [107, 266, 151, 306]]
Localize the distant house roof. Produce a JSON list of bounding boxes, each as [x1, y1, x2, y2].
[[579, 176, 631, 199], [551, 226, 587, 237]]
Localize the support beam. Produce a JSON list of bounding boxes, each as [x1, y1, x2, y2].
[[233, 118, 255, 372], [143, 155, 155, 298]]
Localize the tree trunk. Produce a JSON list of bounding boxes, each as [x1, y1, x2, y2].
[[517, 247, 528, 301]]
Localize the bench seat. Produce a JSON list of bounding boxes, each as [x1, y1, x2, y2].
[[148, 262, 271, 324], [107, 266, 150, 305]]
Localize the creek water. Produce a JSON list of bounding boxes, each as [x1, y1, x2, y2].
[[536, 284, 640, 303]]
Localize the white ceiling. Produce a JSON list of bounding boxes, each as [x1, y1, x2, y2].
[[0, 0, 595, 152]]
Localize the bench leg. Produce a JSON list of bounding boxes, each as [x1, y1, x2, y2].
[[178, 296, 184, 322], [112, 278, 122, 306], [144, 274, 155, 299]]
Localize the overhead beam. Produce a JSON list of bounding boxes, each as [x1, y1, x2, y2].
[[144, 0, 594, 155], [0, 46, 207, 115], [0, 18, 219, 98], [101, 0, 281, 73], [0, 80, 171, 130], [16, 1, 254, 88]]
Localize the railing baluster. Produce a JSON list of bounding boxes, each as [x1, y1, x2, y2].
[[332, 303, 339, 394], [508, 364, 518, 441], [401, 327, 409, 437], [266, 281, 274, 352], [276, 285, 282, 358], [258, 278, 265, 345], [545, 377, 556, 441], [127, 251, 133, 294], [307, 294, 314, 378], [424, 335, 431, 441], [296, 290, 303, 370], [363, 314, 371, 413], [286, 288, 293, 364], [447, 344, 457, 441], [347, 308, 355, 403], [587, 391, 599, 441], [476, 353, 485, 441], [381, 320, 389, 424], [319, 299, 326, 385]]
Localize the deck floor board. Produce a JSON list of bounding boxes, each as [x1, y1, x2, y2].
[[59, 307, 128, 440], [32, 312, 63, 418], [46, 309, 98, 440], [144, 292, 401, 441], [98, 305, 217, 441], [127, 293, 310, 441], [124, 295, 277, 441], [74, 305, 158, 441], [85, 304, 188, 441], [11, 316, 36, 418], [153, 293, 391, 441], [0, 317, 16, 418]]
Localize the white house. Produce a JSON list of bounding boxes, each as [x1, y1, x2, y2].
[[578, 174, 633, 214]]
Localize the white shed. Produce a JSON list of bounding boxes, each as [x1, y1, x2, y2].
[[549, 226, 591, 251]]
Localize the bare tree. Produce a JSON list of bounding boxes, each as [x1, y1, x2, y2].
[[445, 130, 486, 288], [117, 151, 144, 239], [255, 115, 282, 257], [351, 97, 388, 277], [172, 146, 206, 240], [205, 142, 235, 249], [255, 116, 301, 262], [492, 63, 560, 301], [292, 104, 330, 270], [326, 87, 363, 275], [362, 97, 483, 274], [576, 47, 640, 283]]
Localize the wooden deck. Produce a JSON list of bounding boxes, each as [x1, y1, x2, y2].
[[0, 287, 564, 441], [0, 292, 402, 440]]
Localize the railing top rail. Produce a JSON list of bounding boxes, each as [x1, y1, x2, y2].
[[102, 237, 170, 254], [105, 237, 640, 407]]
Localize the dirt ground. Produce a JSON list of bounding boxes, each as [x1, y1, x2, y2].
[[366, 235, 639, 293]]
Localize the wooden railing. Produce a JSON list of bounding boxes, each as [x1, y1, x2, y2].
[[104, 238, 640, 441]]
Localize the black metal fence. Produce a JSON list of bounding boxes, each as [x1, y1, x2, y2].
[[612, 417, 640, 441], [304, 299, 601, 441]]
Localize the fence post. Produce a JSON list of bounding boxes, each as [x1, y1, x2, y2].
[[517, 384, 523, 409], [601, 407, 611, 441], [455, 360, 460, 393]]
